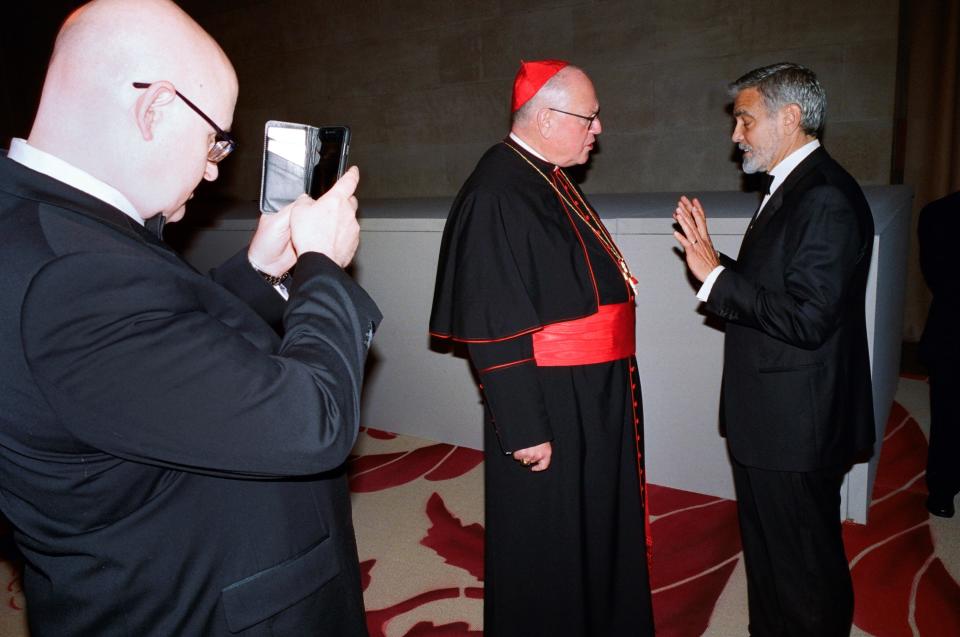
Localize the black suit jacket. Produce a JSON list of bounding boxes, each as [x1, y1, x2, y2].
[[707, 147, 876, 472], [0, 155, 381, 636], [918, 191, 960, 367]]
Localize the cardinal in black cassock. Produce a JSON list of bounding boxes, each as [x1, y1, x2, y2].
[[429, 60, 655, 637]]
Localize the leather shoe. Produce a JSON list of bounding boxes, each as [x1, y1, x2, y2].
[[926, 493, 955, 518]]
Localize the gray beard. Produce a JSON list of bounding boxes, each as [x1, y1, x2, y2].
[[741, 155, 763, 174]]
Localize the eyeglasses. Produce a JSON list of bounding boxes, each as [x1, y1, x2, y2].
[[548, 107, 600, 127], [132, 82, 237, 163]]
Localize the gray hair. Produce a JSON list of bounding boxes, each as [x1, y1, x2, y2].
[[729, 62, 826, 136], [511, 66, 580, 125]]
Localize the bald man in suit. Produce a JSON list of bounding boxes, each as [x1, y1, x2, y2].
[[0, 1, 378, 634]]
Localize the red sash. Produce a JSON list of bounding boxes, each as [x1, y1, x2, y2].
[[532, 302, 635, 367]]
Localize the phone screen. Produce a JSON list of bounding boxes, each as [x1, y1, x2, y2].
[[309, 127, 350, 197], [260, 122, 350, 214]]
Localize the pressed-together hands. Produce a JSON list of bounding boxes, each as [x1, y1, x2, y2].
[[672, 195, 720, 282], [249, 166, 361, 274], [513, 441, 552, 472]]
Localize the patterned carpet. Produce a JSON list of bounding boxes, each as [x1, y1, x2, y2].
[[0, 376, 957, 636], [350, 375, 960, 637]]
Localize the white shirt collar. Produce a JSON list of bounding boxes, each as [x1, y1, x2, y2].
[[509, 132, 552, 165], [757, 138, 820, 215], [7, 138, 144, 225], [767, 138, 821, 195]]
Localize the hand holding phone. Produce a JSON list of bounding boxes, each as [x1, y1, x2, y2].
[[289, 166, 361, 268]]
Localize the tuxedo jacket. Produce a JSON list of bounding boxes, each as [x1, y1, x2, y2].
[[707, 147, 876, 472], [918, 190, 960, 367], [0, 155, 381, 636]]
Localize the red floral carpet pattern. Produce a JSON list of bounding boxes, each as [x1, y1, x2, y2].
[[647, 485, 741, 636], [349, 427, 742, 637], [350, 379, 960, 637], [0, 379, 956, 636], [842, 398, 960, 637]]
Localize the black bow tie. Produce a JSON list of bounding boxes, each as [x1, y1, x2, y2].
[[144, 214, 165, 240], [759, 173, 774, 195]]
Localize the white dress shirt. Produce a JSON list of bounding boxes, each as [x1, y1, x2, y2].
[[696, 139, 821, 301], [8, 138, 143, 225]]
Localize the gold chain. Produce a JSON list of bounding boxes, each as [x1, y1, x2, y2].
[[502, 142, 638, 294]]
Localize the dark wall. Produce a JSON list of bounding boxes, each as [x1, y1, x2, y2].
[[181, 0, 901, 202], [1, 0, 900, 203], [0, 3, 85, 148]]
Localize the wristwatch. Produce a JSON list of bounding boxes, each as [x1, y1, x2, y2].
[[250, 261, 291, 286]]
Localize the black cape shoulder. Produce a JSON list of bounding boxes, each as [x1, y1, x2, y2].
[[429, 142, 598, 341]]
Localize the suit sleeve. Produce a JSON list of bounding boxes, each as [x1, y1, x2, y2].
[[210, 248, 287, 332], [21, 250, 381, 478], [468, 337, 552, 454], [706, 185, 868, 349]]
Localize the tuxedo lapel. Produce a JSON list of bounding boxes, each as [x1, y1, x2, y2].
[[740, 188, 784, 253], [738, 147, 829, 254]]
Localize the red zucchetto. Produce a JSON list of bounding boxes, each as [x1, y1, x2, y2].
[[511, 59, 569, 112]]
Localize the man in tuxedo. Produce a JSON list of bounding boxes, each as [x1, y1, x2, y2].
[[673, 63, 875, 636], [0, 1, 380, 635]]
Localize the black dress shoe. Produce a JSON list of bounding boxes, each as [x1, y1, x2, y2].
[[926, 494, 955, 518]]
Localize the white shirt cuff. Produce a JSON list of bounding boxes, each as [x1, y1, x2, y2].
[[696, 265, 725, 302]]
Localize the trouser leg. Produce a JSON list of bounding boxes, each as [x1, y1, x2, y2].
[[732, 459, 784, 636], [732, 458, 853, 637], [926, 366, 960, 498]]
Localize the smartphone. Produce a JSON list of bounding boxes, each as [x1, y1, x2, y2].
[[309, 126, 351, 197], [259, 121, 351, 213]]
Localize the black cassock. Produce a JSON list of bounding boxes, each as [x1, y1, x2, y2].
[[430, 140, 654, 637]]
